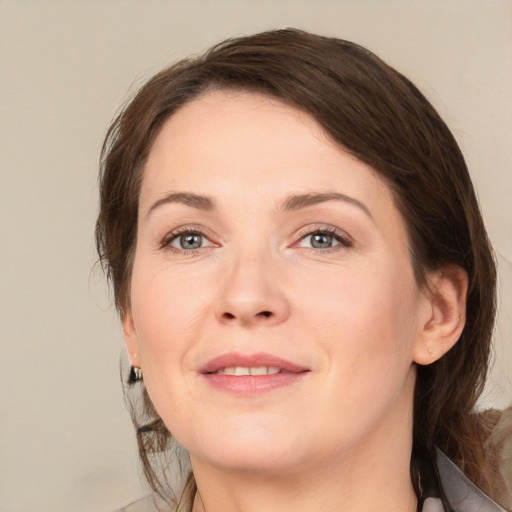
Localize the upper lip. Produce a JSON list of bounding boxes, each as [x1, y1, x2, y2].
[[199, 352, 309, 374]]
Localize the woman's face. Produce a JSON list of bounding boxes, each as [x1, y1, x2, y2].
[[124, 91, 434, 474]]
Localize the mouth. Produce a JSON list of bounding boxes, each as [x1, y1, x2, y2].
[[199, 353, 309, 395], [200, 352, 308, 375], [213, 366, 282, 376]]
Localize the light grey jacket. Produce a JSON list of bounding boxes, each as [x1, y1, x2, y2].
[[434, 449, 508, 512]]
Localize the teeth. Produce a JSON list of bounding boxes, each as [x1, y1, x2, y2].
[[250, 367, 267, 376], [234, 367, 249, 376], [216, 366, 281, 376]]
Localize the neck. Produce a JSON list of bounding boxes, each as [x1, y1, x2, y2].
[[191, 461, 417, 512], [190, 372, 418, 512], [190, 425, 417, 512]]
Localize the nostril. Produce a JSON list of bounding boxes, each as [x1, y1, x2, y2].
[[220, 310, 274, 322]]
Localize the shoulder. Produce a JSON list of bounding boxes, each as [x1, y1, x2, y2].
[[436, 442, 510, 512], [479, 406, 512, 510]]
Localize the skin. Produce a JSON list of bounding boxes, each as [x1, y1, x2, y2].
[[123, 91, 467, 512]]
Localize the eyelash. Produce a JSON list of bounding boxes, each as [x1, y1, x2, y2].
[[159, 225, 353, 255], [160, 226, 215, 254], [295, 226, 353, 253]]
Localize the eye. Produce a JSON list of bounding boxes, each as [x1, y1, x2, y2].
[[173, 233, 205, 250], [296, 228, 352, 251], [308, 232, 337, 249], [161, 228, 216, 253]]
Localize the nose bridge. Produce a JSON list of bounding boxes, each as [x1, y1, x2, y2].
[[217, 243, 288, 326]]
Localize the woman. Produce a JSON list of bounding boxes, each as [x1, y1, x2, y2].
[[96, 29, 511, 512]]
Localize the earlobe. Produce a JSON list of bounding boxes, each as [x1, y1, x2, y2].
[[122, 310, 140, 366], [413, 265, 468, 366]]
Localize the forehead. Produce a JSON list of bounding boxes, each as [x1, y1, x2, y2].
[[143, 90, 386, 198], [149, 90, 331, 165]]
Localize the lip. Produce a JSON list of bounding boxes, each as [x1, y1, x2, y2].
[[199, 352, 309, 396], [200, 352, 308, 374]]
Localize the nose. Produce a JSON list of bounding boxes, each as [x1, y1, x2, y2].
[[216, 252, 289, 327]]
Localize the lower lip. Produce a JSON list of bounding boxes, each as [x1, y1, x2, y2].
[[201, 372, 307, 395]]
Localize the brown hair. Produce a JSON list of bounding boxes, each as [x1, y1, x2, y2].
[[96, 28, 497, 506]]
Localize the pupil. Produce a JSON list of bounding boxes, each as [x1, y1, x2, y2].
[[181, 234, 202, 249], [311, 233, 332, 248]]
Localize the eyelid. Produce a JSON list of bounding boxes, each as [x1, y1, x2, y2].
[[293, 225, 353, 249], [160, 225, 219, 253]]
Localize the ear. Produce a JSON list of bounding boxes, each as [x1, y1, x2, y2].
[[413, 265, 468, 365], [122, 309, 140, 367]]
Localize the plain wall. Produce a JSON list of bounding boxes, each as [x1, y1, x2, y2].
[[0, 1, 511, 511]]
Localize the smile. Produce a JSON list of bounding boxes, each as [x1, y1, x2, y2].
[[214, 366, 282, 376], [200, 352, 308, 375], [199, 353, 309, 395]]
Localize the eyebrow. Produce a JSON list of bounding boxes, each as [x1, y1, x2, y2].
[[145, 192, 216, 219], [145, 190, 373, 221], [282, 192, 373, 220]]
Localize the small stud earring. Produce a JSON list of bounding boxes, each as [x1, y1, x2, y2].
[[129, 365, 143, 383]]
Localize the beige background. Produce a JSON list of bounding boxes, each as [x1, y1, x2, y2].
[[0, 1, 511, 511]]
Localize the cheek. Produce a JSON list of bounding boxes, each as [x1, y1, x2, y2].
[[300, 264, 419, 425], [129, 267, 211, 435], [297, 259, 420, 372], [131, 261, 209, 353]]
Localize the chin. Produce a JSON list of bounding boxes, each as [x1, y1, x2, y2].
[[185, 421, 307, 474], [197, 447, 303, 475]]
